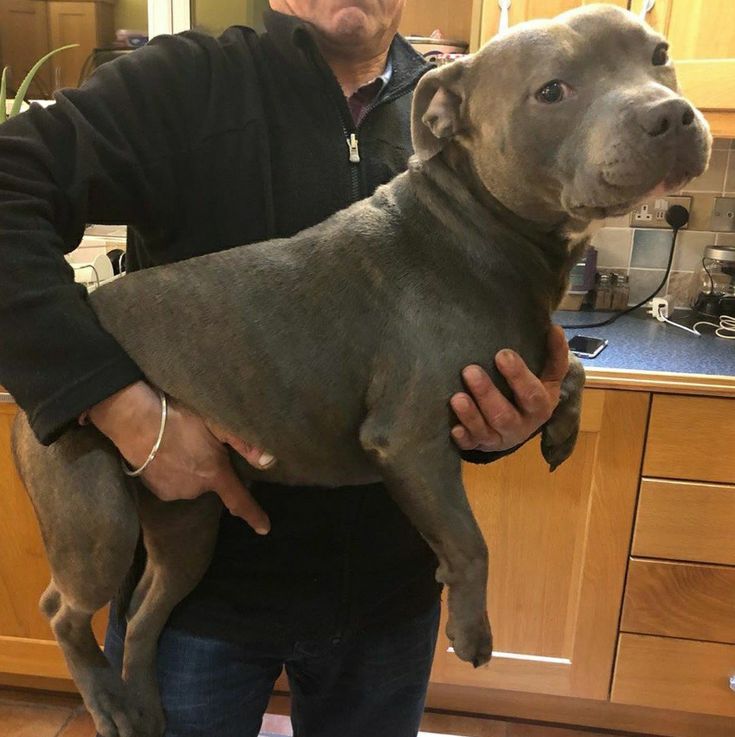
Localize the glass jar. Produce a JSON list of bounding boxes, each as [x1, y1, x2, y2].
[[594, 272, 613, 310], [688, 246, 735, 315]]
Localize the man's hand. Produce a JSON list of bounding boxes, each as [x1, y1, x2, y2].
[[88, 381, 274, 533], [450, 326, 570, 452]]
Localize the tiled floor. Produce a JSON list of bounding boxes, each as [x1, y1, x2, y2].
[[0, 690, 292, 737], [0, 688, 625, 737]]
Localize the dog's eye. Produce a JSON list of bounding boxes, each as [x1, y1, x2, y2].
[[535, 80, 568, 104], [652, 43, 669, 66]]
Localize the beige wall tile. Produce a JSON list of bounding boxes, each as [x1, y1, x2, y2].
[[715, 232, 735, 246], [667, 271, 695, 309], [684, 148, 728, 193], [628, 268, 667, 304], [590, 227, 632, 268], [672, 230, 716, 271], [603, 213, 630, 227], [726, 149, 735, 192]]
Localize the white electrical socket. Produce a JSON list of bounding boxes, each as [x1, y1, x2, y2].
[[630, 196, 692, 228]]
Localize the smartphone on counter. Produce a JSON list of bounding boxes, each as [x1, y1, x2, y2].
[[568, 334, 608, 359]]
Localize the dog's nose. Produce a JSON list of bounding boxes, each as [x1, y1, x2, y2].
[[640, 98, 695, 137]]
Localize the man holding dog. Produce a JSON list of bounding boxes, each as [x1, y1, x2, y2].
[[0, 0, 568, 734]]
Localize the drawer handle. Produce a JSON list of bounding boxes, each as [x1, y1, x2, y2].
[[730, 675, 735, 692], [498, 0, 511, 34], [640, 0, 655, 19]]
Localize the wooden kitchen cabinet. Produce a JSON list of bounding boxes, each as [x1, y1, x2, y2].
[[0, 0, 52, 97], [399, 0, 479, 46], [478, 1, 627, 47], [630, 0, 735, 134], [613, 633, 735, 718], [0, 394, 106, 689], [0, 0, 115, 96], [431, 389, 649, 700], [47, 0, 115, 90]]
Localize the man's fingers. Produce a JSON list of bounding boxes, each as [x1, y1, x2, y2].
[[450, 390, 492, 446], [214, 469, 270, 534], [205, 419, 276, 469], [227, 436, 276, 470], [541, 325, 570, 384], [494, 351, 551, 420], [456, 366, 519, 444]]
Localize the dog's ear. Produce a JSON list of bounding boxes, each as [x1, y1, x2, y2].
[[411, 62, 467, 161]]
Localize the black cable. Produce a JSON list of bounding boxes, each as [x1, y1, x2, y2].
[[559, 204, 690, 329]]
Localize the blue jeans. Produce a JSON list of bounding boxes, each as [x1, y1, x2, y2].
[[102, 601, 440, 737]]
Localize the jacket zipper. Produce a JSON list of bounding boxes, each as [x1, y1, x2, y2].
[[343, 127, 361, 202], [339, 88, 405, 204]]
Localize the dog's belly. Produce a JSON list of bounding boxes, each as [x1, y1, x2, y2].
[[89, 243, 389, 487]]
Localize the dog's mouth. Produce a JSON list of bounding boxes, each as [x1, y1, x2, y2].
[[570, 166, 695, 220]]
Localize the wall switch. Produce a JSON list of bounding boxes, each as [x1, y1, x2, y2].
[[710, 197, 735, 232], [630, 195, 692, 228]]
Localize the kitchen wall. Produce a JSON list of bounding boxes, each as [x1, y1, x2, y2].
[[114, 0, 148, 33], [593, 137, 735, 308]]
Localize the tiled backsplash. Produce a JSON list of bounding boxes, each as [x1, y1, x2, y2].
[[591, 137, 735, 308]]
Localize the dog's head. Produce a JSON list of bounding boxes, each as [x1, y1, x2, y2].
[[411, 3, 711, 228]]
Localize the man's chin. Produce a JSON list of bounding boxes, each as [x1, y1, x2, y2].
[[330, 7, 372, 40]]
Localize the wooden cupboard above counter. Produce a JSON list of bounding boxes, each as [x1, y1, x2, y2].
[[403, 0, 735, 135]]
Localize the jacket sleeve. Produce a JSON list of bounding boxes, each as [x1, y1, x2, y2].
[[0, 33, 215, 444]]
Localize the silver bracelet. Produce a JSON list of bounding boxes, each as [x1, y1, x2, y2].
[[121, 390, 168, 477]]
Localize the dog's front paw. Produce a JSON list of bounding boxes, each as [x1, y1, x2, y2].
[[129, 698, 165, 737], [82, 672, 136, 737], [541, 417, 579, 471], [447, 614, 493, 668]]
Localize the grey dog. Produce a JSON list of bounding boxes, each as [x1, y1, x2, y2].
[[12, 5, 710, 737]]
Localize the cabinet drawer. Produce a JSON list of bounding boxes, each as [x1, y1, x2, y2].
[[622, 559, 735, 643], [633, 479, 735, 565], [613, 634, 735, 717], [643, 395, 735, 484]]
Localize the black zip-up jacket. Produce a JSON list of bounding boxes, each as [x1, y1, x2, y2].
[[0, 11, 507, 642]]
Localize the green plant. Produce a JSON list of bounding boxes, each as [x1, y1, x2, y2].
[[1, 44, 78, 123]]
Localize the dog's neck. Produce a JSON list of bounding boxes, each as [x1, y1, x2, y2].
[[406, 146, 588, 310]]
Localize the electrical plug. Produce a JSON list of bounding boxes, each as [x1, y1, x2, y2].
[[650, 297, 669, 321]]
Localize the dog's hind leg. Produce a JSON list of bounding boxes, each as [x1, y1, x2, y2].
[[12, 413, 140, 737], [120, 488, 222, 737]]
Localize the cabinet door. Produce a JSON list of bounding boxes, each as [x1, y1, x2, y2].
[[631, 0, 735, 111], [0, 0, 52, 97], [480, 0, 628, 45], [430, 389, 649, 699], [399, 0, 477, 43], [47, 1, 102, 90], [0, 397, 106, 687]]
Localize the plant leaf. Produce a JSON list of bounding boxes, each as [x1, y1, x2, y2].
[[10, 44, 79, 118], [0, 67, 7, 124]]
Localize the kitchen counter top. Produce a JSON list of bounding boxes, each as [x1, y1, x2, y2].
[[556, 308, 735, 397]]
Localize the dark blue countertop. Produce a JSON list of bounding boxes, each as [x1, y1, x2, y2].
[[555, 308, 734, 379]]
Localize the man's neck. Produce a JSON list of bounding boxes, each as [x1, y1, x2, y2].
[[319, 47, 390, 97]]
